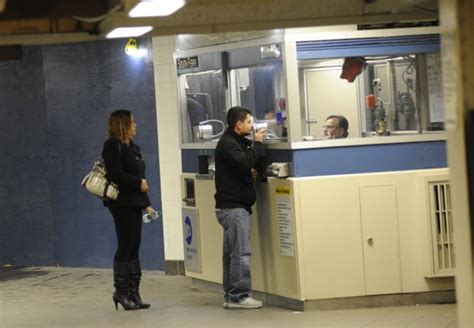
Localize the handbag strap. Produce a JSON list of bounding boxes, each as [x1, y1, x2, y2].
[[100, 140, 122, 163], [99, 140, 122, 182]]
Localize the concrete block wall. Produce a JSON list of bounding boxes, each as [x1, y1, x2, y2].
[[0, 46, 55, 265], [0, 39, 164, 269]]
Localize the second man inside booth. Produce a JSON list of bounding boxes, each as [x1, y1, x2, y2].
[[323, 114, 349, 139], [214, 106, 266, 310]]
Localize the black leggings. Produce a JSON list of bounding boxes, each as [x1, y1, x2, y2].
[[108, 207, 143, 262]]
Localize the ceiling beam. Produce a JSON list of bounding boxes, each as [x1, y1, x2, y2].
[[99, 0, 438, 37], [0, 0, 439, 44], [0, 0, 110, 20], [0, 32, 98, 46], [0, 17, 97, 36]]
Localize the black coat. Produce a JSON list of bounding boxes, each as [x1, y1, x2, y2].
[[102, 137, 151, 208], [214, 129, 264, 214]]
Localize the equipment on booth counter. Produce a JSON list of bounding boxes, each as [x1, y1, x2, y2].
[[266, 162, 291, 178], [193, 119, 225, 141], [396, 77, 417, 130], [367, 78, 390, 136]]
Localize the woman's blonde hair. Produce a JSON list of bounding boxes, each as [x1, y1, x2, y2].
[[107, 109, 132, 143]]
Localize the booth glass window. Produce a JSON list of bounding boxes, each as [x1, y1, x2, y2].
[[179, 70, 227, 143], [300, 52, 444, 139], [359, 53, 444, 136], [230, 62, 287, 140]]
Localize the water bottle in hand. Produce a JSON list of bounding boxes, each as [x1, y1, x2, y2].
[[142, 210, 160, 223]]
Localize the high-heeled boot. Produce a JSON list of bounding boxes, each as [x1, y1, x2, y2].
[[129, 259, 151, 309], [113, 262, 139, 311]]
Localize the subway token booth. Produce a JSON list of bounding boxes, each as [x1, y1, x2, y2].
[[177, 26, 454, 310]]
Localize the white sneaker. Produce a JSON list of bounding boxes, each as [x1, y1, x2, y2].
[[227, 297, 263, 309]]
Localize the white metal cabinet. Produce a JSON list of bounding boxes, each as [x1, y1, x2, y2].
[[359, 185, 402, 295]]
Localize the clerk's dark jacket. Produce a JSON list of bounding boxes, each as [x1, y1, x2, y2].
[[214, 129, 264, 214], [102, 137, 151, 208]]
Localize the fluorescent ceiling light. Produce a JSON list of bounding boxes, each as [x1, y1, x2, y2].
[[129, 0, 185, 17], [106, 26, 153, 39]]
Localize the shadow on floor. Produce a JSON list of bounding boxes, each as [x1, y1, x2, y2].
[[0, 266, 50, 282]]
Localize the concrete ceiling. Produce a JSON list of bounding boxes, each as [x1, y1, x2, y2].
[[0, 0, 438, 45]]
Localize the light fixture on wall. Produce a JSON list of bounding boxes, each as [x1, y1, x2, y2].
[[129, 0, 186, 17], [106, 26, 153, 39], [125, 38, 148, 58]]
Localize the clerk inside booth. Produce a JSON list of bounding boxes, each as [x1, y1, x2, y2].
[[178, 26, 454, 310]]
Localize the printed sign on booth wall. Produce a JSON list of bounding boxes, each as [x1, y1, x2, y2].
[[182, 208, 202, 272], [275, 187, 295, 257]]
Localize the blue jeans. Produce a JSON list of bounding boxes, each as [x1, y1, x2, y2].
[[216, 208, 251, 301]]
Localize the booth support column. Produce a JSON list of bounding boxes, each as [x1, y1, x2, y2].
[[282, 41, 303, 142], [440, 0, 474, 326]]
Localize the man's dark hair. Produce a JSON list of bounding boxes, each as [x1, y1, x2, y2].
[[227, 106, 252, 129], [327, 115, 349, 138]]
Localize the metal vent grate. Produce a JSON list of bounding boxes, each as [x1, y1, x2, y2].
[[429, 182, 455, 275]]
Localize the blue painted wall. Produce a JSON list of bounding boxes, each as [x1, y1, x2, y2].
[[296, 34, 440, 60], [181, 148, 292, 173], [0, 47, 55, 265], [0, 39, 164, 270], [292, 141, 447, 177], [181, 141, 446, 177]]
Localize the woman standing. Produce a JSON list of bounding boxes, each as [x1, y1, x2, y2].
[[102, 109, 156, 311]]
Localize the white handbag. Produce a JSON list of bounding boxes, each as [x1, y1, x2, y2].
[[81, 160, 119, 200]]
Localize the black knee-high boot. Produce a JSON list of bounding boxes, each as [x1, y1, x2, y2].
[[113, 262, 139, 311], [129, 259, 151, 309]]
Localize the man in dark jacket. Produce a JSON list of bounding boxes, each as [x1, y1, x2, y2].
[[214, 106, 265, 310]]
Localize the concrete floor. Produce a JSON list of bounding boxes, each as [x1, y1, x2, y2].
[[0, 266, 457, 328]]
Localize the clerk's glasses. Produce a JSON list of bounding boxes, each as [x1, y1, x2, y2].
[[323, 125, 339, 129]]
